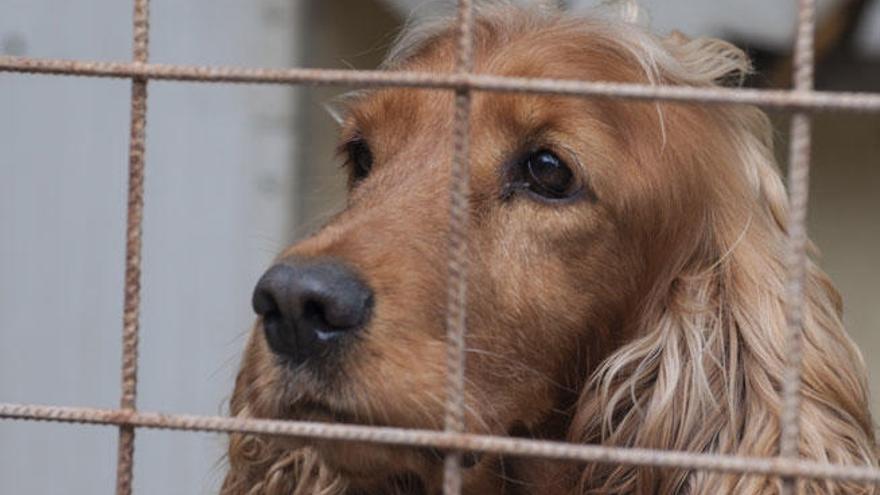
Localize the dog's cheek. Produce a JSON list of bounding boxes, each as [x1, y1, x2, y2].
[[459, 241, 566, 409], [466, 205, 621, 411]]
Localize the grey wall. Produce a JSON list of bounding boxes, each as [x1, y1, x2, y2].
[[0, 1, 302, 493]]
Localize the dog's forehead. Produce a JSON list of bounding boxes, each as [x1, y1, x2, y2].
[[343, 20, 648, 137]]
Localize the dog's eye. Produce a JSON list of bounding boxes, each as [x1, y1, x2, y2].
[[522, 149, 575, 199], [345, 138, 373, 182]]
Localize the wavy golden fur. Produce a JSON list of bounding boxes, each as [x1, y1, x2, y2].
[[222, 2, 876, 494]]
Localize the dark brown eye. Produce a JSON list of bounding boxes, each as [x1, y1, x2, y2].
[[523, 149, 575, 199], [346, 138, 373, 182]]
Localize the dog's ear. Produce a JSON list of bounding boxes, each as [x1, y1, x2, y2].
[[664, 33, 752, 87], [568, 102, 876, 494]]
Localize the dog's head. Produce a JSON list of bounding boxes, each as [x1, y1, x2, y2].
[[222, 6, 875, 495]]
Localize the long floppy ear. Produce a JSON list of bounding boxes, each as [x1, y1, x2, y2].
[[568, 79, 876, 495], [220, 331, 347, 495]]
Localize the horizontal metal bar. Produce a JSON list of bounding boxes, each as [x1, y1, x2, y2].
[[2, 56, 880, 113], [1, 402, 879, 484]]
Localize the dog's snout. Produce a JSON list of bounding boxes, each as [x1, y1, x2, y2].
[[253, 260, 374, 364]]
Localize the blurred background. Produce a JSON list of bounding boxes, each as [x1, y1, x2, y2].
[[0, 0, 877, 493]]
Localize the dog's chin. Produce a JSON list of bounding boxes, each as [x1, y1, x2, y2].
[[314, 440, 434, 491], [283, 401, 439, 493]]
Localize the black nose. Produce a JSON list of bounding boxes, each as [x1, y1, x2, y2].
[[252, 259, 374, 364]]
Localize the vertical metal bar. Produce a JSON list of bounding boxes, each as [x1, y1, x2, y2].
[[116, 0, 150, 493], [443, 1, 474, 494], [780, 0, 815, 493]]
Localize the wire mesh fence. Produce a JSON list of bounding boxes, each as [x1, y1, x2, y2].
[[1, 0, 880, 494]]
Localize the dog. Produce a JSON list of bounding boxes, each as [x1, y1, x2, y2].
[[221, 3, 877, 494]]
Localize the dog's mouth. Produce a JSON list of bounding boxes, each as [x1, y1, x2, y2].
[[287, 398, 353, 424], [281, 397, 482, 492]]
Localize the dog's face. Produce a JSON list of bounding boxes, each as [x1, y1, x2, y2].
[[227, 9, 880, 495], [235, 19, 715, 491]]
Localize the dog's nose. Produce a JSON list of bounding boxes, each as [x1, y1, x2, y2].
[[252, 260, 374, 364]]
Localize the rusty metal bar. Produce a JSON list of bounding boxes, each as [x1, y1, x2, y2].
[[115, 0, 150, 493], [1, 402, 880, 486], [779, 0, 817, 494], [2, 56, 880, 113], [443, 1, 475, 492]]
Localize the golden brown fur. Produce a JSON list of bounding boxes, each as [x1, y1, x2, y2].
[[222, 3, 877, 494]]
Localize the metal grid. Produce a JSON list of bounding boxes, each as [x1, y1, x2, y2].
[[2, 0, 880, 493]]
